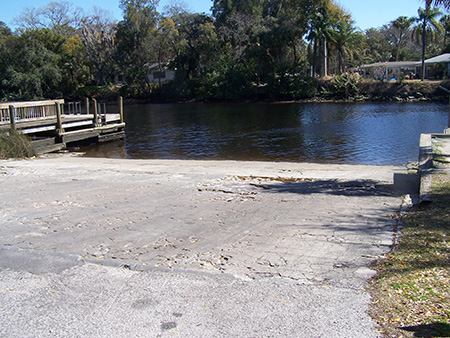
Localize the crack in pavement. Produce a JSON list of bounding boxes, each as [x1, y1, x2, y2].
[[0, 156, 405, 290]]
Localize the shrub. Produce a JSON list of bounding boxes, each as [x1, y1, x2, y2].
[[261, 63, 317, 100], [331, 72, 360, 98], [0, 131, 35, 159]]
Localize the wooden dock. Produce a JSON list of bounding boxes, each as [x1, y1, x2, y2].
[[0, 98, 125, 155]]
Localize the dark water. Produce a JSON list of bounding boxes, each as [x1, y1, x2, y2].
[[81, 102, 448, 166]]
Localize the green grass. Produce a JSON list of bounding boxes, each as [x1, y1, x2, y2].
[[0, 131, 35, 159], [369, 173, 450, 337]]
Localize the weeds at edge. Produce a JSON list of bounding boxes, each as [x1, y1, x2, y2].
[[0, 131, 35, 159], [369, 174, 450, 338]]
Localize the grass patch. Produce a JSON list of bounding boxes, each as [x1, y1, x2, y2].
[[0, 131, 35, 159], [369, 173, 450, 337]]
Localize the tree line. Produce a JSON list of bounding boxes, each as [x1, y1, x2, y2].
[[1, 0, 450, 102]]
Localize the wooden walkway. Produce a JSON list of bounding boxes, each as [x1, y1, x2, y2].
[[0, 98, 125, 154]]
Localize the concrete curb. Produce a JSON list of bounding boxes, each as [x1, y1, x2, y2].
[[418, 132, 450, 204], [419, 133, 433, 204]]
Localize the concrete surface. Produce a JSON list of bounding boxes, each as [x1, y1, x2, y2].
[[0, 154, 408, 337], [419, 133, 450, 203]]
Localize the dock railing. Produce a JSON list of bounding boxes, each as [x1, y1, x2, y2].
[[0, 99, 65, 124], [0, 97, 124, 132], [0, 97, 126, 154], [64, 101, 83, 115]]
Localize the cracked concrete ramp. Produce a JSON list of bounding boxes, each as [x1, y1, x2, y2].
[[0, 155, 406, 337]]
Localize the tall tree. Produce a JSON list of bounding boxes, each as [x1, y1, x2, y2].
[[326, 1, 357, 74], [426, 0, 450, 9], [0, 29, 64, 100], [306, 0, 353, 77], [212, 0, 263, 24], [413, 6, 443, 80], [116, 0, 160, 87], [60, 34, 91, 93], [173, 13, 218, 82], [13, 1, 83, 37], [440, 14, 450, 46], [80, 8, 117, 85], [162, 0, 190, 18], [364, 28, 393, 62], [390, 16, 414, 61], [0, 22, 12, 39], [306, 6, 333, 77], [330, 20, 358, 74], [148, 17, 179, 85], [119, 0, 159, 37]]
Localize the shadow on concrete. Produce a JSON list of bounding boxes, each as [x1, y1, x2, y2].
[[401, 322, 450, 337], [255, 179, 396, 197], [393, 172, 420, 199], [246, 171, 420, 201]]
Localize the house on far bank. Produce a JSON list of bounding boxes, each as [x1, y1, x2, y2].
[[147, 62, 176, 84], [357, 61, 419, 80], [113, 62, 176, 85], [420, 53, 450, 80], [356, 53, 450, 80]]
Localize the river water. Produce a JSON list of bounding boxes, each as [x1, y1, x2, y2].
[[80, 102, 448, 166]]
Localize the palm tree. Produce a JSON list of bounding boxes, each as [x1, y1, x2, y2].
[[440, 14, 450, 46], [391, 16, 414, 61], [306, 11, 333, 77], [413, 7, 443, 80], [329, 21, 357, 74], [426, 0, 450, 9]]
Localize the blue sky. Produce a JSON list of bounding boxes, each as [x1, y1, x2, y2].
[[0, 0, 438, 31]]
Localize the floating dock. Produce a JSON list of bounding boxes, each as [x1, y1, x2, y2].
[[0, 98, 125, 155]]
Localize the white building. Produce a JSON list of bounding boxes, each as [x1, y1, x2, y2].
[[357, 53, 450, 80], [147, 62, 176, 83], [358, 61, 419, 80]]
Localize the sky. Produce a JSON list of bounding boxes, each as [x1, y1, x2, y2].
[[0, 0, 437, 31]]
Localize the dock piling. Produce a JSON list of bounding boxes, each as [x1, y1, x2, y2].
[[119, 96, 124, 123], [92, 98, 98, 126], [8, 105, 16, 131], [55, 102, 63, 134], [85, 98, 90, 115]]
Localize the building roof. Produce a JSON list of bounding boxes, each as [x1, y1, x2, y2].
[[424, 53, 450, 64], [146, 62, 171, 71], [359, 54, 450, 70], [359, 61, 419, 69]]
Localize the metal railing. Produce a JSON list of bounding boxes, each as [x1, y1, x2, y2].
[[65, 101, 83, 115]]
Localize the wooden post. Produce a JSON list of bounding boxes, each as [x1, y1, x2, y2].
[[85, 97, 90, 115], [55, 102, 63, 134], [118, 96, 124, 123], [8, 105, 16, 131], [92, 98, 98, 126], [102, 103, 106, 125]]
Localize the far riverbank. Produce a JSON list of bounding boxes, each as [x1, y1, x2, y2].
[[86, 78, 450, 105]]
